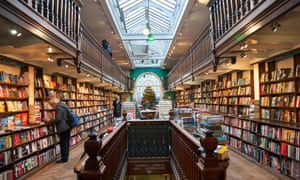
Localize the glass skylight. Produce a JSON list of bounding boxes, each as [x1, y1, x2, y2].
[[106, 0, 188, 68]]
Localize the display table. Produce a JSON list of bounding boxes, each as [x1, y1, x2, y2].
[[140, 109, 157, 119]]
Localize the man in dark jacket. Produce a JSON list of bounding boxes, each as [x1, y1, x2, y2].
[[47, 97, 71, 163], [113, 96, 122, 120]]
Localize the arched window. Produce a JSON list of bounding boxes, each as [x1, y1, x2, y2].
[[135, 72, 162, 104]]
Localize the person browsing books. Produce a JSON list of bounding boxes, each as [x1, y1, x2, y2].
[[113, 96, 122, 120], [46, 97, 71, 163]]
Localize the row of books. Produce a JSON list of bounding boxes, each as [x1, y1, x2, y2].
[[261, 95, 300, 108], [12, 126, 52, 146], [227, 118, 300, 145], [0, 135, 12, 151], [280, 158, 300, 179], [260, 68, 294, 83], [260, 81, 295, 94], [1, 113, 28, 129], [0, 150, 12, 166], [258, 137, 280, 153], [0, 170, 13, 180], [201, 78, 251, 90], [242, 142, 300, 179], [3, 101, 28, 112], [14, 155, 39, 178], [77, 86, 94, 94], [242, 120, 258, 132], [229, 127, 242, 138], [280, 143, 300, 160], [260, 125, 281, 139], [0, 86, 28, 98], [242, 131, 258, 144], [261, 109, 300, 123], [281, 128, 300, 145], [226, 117, 242, 128], [13, 136, 55, 156], [0, 71, 26, 85]]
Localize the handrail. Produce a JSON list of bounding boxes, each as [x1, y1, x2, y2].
[[74, 121, 127, 180], [170, 120, 228, 180], [17, 0, 82, 43], [168, 25, 213, 88], [74, 119, 228, 180], [80, 24, 129, 88], [207, 0, 300, 56]]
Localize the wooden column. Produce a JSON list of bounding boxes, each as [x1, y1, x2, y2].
[[198, 131, 227, 180], [77, 133, 106, 180]]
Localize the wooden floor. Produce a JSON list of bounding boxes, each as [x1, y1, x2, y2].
[[28, 142, 292, 180]]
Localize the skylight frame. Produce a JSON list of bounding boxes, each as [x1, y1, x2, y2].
[[106, 0, 188, 68]]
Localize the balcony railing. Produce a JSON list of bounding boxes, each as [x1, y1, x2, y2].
[[74, 121, 127, 180], [17, 0, 81, 42], [74, 119, 228, 180], [127, 120, 170, 158], [208, 0, 300, 55], [80, 24, 128, 89], [168, 25, 213, 88]]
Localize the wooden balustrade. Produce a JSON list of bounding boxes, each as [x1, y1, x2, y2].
[[74, 121, 127, 180], [79, 24, 128, 88], [74, 120, 228, 180], [167, 25, 213, 88], [170, 120, 228, 180], [18, 0, 81, 42], [208, 0, 263, 42], [127, 120, 170, 158]]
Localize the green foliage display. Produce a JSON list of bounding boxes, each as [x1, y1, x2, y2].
[[142, 86, 155, 103]]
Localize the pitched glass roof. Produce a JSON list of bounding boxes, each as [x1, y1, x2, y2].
[[106, 0, 188, 68]]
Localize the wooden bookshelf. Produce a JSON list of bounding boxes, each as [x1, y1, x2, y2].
[[0, 58, 116, 179]]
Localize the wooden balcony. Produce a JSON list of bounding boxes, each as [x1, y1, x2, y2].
[[0, 0, 129, 89], [1, 0, 82, 57], [168, 26, 213, 88], [79, 24, 126, 87], [74, 119, 228, 180], [207, 0, 300, 55]]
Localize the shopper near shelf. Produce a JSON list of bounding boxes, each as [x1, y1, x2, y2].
[[113, 96, 122, 120], [47, 97, 71, 163]]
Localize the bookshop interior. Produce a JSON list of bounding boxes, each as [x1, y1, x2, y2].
[[1, 0, 300, 180]]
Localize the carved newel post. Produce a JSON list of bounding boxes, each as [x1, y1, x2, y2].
[[199, 131, 224, 180], [79, 133, 106, 180], [122, 110, 127, 121], [169, 110, 174, 120]]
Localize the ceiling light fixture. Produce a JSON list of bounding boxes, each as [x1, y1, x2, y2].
[[271, 21, 281, 32], [240, 42, 248, 50], [47, 57, 54, 62], [10, 29, 17, 35], [240, 52, 247, 58], [148, 33, 155, 42], [143, 23, 151, 36], [48, 47, 53, 53], [144, 0, 154, 42]]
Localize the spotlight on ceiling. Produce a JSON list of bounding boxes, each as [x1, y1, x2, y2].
[[271, 21, 281, 32], [240, 42, 248, 50], [240, 52, 247, 58]]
